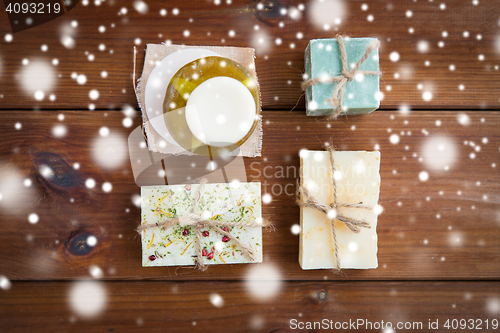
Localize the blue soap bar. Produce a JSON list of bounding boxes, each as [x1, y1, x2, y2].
[[304, 37, 380, 116]]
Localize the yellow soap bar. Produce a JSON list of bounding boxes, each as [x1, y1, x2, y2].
[[299, 150, 381, 269]]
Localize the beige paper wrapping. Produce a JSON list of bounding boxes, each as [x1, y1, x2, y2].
[[135, 44, 262, 157]]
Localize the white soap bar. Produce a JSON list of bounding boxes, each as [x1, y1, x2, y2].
[[299, 150, 381, 270], [185, 76, 257, 147]]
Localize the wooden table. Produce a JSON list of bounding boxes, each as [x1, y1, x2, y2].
[[0, 0, 499, 331]]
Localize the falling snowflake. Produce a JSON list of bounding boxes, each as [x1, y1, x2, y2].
[[308, 0, 345, 29], [209, 293, 224, 308], [389, 134, 400, 144], [52, 125, 68, 138], [18, 60, 55, 100], [132, 194, 141, 207], [389, 52, 400, 62], [89, 265, 103, 278], [87, 236, 98, 246], [421, 136, 457, 171], [417, 40, 430, 53], [244, 264, 282, 301], [0, 276, 11, 290], [457, 113, 471, 126], [102, 182, 113, 193], [422, 91, 433, 101], [85, 178, 96, 188], [133, 1, 148, 14], [69, 281, 107, 318], [290, 224, 300, 235], [418, 171, 429, 182], [28, 213, 39, 224], [89, 89, 99, 100]]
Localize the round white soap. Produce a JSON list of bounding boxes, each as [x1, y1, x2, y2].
[[185, 76, 257, 147]]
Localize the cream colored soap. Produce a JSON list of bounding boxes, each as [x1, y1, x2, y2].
[[299, 150, 381, 270]]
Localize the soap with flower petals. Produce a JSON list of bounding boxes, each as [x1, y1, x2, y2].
[[141, 182, 263, 267]]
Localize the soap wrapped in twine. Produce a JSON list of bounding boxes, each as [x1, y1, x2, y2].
[[301, 35, 382, 120], [296, 146, 373, 271], [137, 179, 272, 271]]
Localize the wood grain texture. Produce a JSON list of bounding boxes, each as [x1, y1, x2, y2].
[[0, 280, 499, 332], [0, 110, 498, 281], [0, 0, 499, 110], [0, 1, 499, 330]]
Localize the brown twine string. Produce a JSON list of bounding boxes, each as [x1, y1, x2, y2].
[[296, 146, 373, 270], [133, 46, 151, 144], [301, 35, 382, 120], [137, 179, 272, 271]]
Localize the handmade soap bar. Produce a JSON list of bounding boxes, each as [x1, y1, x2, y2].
[[137, 44, 263, 157], [299, 150, 380, 269], [164, 56, 261, 155], [185, 76, 257, 147], [304, 38, 380, 116], [141, 182, 262, 266]]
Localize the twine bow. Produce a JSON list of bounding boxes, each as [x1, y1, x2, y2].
[[301, 35, 382, 120], [137, 179, 271, 271], [296, 146, 373, 270]]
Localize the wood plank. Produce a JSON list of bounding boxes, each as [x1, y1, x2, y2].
[[0, 1, 499, 110], [0, 280, 499, 332], [0, 110, 498, 280]]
